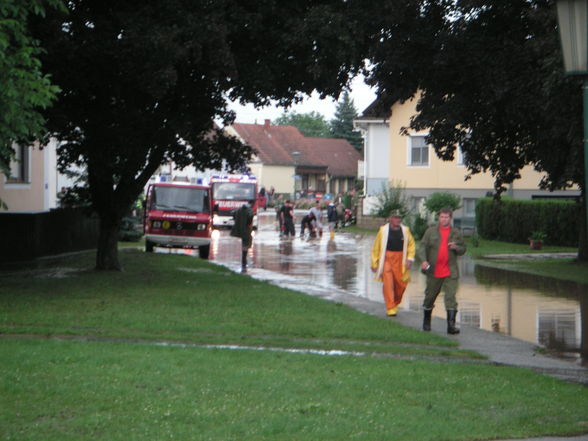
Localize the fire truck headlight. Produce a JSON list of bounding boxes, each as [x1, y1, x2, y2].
[[152, 220, 162, 228], [197, 223, 206, 231]]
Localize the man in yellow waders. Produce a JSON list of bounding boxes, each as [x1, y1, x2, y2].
[[371, 209, 416, 317]]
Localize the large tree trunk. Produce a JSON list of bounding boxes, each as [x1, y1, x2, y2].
[[96, 214, 122, 271]]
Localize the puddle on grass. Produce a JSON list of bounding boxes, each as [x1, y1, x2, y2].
[[154, 341, 368, 357], [33, 267, 83, 279], [176, 267, 215, 274]]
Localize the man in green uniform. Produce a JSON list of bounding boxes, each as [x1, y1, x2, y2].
[[230, 203, 254, 273], [417, 207, 466, 334]]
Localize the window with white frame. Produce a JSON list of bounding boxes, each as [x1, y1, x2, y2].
[[463, 198, 477, 217], [6, 144, 31, 184], [408, 135, 429, 166]]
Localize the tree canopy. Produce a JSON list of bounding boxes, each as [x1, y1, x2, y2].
[[366, 0, 582, 194], [364, 0, 586, 258], [0, 0, 62, 175], [330, 91, 363, 152], [31, 0, 376, 269], [274, 111, 332, 138]]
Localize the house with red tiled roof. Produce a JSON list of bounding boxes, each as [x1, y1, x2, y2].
[[305, 137, 362, 195], [225, 119, 361, 196]]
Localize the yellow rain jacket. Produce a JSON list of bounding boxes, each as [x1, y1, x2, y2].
[[371, 223, 416, 283]]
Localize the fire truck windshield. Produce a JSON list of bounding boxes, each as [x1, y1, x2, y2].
[[212, 182, 255, 200], [151, 186, 209, 212]]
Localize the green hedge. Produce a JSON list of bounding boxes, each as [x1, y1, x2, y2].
[[475, 198, 580, 246]]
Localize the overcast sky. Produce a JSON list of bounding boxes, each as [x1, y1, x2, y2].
[[226, 75, 377, 125]]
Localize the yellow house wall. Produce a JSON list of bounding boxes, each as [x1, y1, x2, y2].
[[0, 146, 45, 212], [388, 96, 551, 191], [249, 163, 295, 194]]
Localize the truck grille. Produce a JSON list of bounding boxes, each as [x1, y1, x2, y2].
[[151, 220, 204, 231]]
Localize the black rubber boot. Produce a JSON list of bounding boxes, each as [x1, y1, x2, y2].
[[422, 308, 432, 331], [447, 310, 460, 335], [241, 250, 248, 273]]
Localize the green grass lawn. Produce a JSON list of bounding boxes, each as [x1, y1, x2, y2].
[[1, 249, 587, 441], [3, 338, 587, 441], [465, 237, 577, 258], [0, 250, 452, 351]]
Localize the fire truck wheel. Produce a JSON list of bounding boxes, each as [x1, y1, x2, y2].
[[145, 240, 154, 253], [198, 244, 210, 259]]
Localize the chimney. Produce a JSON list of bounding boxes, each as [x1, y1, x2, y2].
[[264, 119, 271, 129]]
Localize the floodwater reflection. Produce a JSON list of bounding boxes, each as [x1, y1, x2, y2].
[[206, 213, 586, 358]]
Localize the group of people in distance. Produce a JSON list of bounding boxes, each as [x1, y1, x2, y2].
[[278, 199, 345, 240]]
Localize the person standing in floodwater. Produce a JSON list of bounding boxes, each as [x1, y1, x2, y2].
[[230, 203, 254, 273], [370, 209, 415, 317], [280, 200, 296, 238], [309, 200, 324, 237], [417, 207, 467, 334], [327, 200, 338, 239]]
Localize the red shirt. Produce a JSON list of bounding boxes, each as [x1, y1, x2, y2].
[[434, 226, 451, 278]]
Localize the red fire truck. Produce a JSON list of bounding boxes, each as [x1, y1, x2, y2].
[[143, 182, 212, 258], [210, 174, 258, 228]]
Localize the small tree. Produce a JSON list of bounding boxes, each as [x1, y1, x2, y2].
[[372, 181, 411, 218], [423, 192, 461, 219], [330, 91, 363, 153]]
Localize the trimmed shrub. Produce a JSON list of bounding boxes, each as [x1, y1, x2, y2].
[[476, 198, 579, 246]]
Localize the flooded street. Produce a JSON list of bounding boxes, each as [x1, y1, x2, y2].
[[203, 212, 586, 358]]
